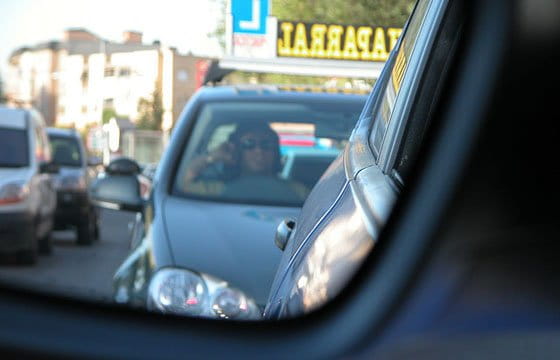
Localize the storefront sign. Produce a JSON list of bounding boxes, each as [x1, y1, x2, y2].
[[277, 21, 402, 62]]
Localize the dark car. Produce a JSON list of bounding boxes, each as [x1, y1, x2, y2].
[[47, 127, 100, 245], [90, 85, 367, 319], [263, 0, 441, 318]]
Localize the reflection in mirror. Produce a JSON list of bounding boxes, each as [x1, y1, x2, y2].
[[0, 0, 421, 323]]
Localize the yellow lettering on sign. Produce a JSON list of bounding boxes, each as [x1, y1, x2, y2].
[[387, 28, 403, 51], [277, 22, 294, 56], [372, 27, 388, 61], [292, 23, 309, 57], [276, 21, 403, 62], [342, 26, 359, 60], [326, 25, 344, 59], [356, 26, 373, 61], [309, 24, 327, 58]]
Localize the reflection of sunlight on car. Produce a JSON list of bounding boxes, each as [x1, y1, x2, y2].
[[299, 190, 373, 312]]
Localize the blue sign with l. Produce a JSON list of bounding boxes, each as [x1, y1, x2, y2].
[[231, 0, 269, 35]]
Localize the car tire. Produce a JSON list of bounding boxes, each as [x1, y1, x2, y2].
[[77, 216, 95, 246], [18, 248, 38, 265], [38, 233, 53, 255], [17, 220, 39, 265], [93, 208, 100, 241]]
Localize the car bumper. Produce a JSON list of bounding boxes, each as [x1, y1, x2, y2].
[[0, 211, 35, 253], [54, 191, 90, 227]]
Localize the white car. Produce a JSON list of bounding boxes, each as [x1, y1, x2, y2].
[[0, 106, 58, 264]]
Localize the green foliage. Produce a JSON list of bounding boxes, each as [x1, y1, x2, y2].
[[0, 75, 5, 103], [102, 108, 118, 124], [227, 71, 375, 88], [208, 0, 227, 51], [137, 89, 163, 131], [272, 0, 415, 27]]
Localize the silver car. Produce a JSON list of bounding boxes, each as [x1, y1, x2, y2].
[[91, 85, 367, 319]]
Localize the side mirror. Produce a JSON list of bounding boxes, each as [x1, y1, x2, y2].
[[90, 158, 143, 212], [90, 175, 143, 212], [275, 219, 295, 251], [40, 162, 59, 174], [106, 157, 141, 176], [87, 156, 102, 167]]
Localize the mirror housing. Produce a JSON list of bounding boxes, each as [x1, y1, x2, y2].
[[106, 157, 141, 176], [40, 162, 59, 174], [90, 175, 143, 212], [90, 158, 143, 212]]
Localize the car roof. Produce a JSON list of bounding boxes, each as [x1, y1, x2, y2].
[[46, 127, 80, 138], [195, 85, 369, 102], [0, 106, 28, 130]]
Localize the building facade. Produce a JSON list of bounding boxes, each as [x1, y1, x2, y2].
[[7, 29, 209, 130]]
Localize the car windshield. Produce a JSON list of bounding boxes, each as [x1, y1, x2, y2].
[[0, 127, 29, 167], [49, 135, 82, 167], [174, 97, 366, 207]]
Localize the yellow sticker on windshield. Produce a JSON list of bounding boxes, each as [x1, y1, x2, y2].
[[392, 43, 407, 92]]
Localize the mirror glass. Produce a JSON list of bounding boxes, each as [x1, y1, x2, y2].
[[0, 0, 430, 321]]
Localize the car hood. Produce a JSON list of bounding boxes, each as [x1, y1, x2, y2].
[[162, 196, 300, 305], [0, 167, 33, 187]]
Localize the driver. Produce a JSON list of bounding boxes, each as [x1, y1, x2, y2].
[[183, 121, 307, 200]]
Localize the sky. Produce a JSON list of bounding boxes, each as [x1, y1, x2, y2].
[[0, 0, 224, 78]]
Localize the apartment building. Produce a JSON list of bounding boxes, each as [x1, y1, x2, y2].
[[8, 29, 209, 130]]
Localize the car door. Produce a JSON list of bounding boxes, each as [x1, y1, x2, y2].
[[265, 0, 462, 319]]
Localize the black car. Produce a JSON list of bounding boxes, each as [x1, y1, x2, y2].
[[47, 128, 100, 245], [91, 85, 367, 319]]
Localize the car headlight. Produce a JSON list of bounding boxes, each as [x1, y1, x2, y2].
[[54, 175, 86, 191], [147, 268, 262, 320], [0, 182, 29, 205]]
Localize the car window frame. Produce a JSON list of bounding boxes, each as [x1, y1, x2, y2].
[[376, 0, 450, 175]]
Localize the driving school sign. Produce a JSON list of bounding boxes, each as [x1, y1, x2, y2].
[[225, 0, 403, 78], [229, 0, 276, 58]]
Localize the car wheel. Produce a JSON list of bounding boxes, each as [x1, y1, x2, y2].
[[93, 209, 100, 241], [18, 220, 39, 265], [77, 216, 95, 246], [18, 248, 38, 265], [38, 233, 53, 255]]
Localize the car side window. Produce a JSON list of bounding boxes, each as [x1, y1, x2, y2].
[[368, 0, 430, 160], [392, 0, 462, 184]]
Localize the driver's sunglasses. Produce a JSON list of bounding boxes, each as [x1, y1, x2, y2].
[[240, 138, 276, 151]]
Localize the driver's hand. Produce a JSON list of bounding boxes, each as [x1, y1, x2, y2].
[[209, 141, 236, 165]]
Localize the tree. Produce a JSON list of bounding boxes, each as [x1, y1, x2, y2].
[[0, 75, 5, 103], [137, 89, 164, 131], [271, 0, 415, 27], [208, 0, 227, 51], [102, 108, 118, 125]]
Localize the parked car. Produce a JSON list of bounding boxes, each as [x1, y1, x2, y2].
[[264, 0, 449, 318], [46, 127, 101, 245], [90, 85, 367, 319], [0, 106, 58, 263]]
